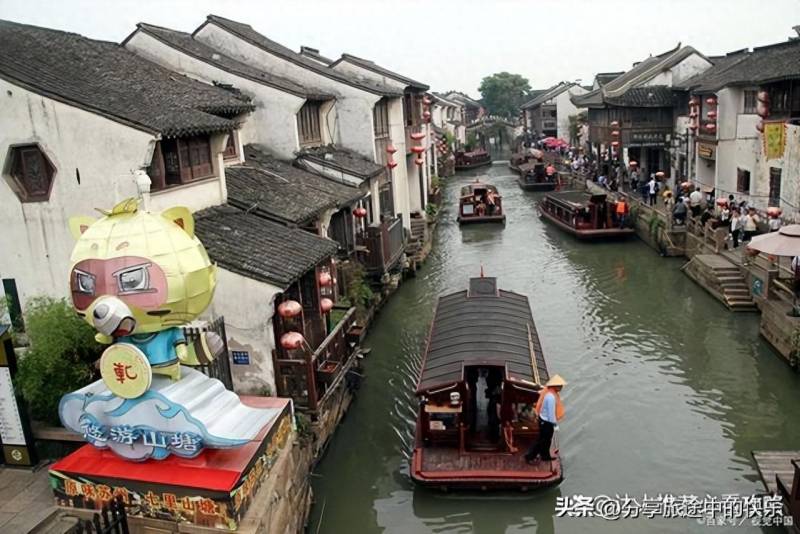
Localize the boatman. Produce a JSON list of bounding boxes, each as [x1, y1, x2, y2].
[[525, 375, 566, 465]]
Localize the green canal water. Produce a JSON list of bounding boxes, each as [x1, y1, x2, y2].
[[309, 163, 800, 533]]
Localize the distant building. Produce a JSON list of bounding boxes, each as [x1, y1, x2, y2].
[[442, 91, 484, 124], [520, 82, 588, 140]]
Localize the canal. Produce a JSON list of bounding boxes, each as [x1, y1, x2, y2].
[[309, 163, 800, 533]]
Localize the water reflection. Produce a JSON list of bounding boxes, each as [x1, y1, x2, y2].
[[310, 164, 798, 534]]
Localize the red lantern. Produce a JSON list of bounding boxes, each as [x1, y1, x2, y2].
[[705, 97, 716, 105], [716, 198, 728, 207], [629, 160, 638, 167], [318, 271, 333, 286], [611, 141, 620, 147], [386, 144, 397, 154], [610, 120, 619, 127], [655, 171, 665, 178], [705, 123, 716, 132], [410, 132, 426, 141], [422, 96, 432, 106], [387, 160, 398, 169], [320, 298, 334, 313], [767, 206, 782, 217], [280, 332, 305, 350], [757, 90, 769, 103], [278, 300, 302, 318], [353, 206, 367, 218], [411, 145, 425, 154], [611, 130, 620, 137], [415, 157, 424, 166], [707, 110, 717, 119]]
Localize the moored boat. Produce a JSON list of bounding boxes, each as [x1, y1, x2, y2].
[[411, 276, 563, 490], [455, 149, 492, 171], [538, 191, 635, 239], [457, 180, 506, 224]]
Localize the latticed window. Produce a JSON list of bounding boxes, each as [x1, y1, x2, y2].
[[298, 101, 322, 146], [147, 136, 213, 191], [8, 144, 55, 202], [769, 167, 782, 207], [373, 98, 390, 138], [223, 130, 238, 160], [743, 90, 758, 114]]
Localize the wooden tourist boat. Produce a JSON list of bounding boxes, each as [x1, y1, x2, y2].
[[538, 191, 635, 240], [411, 276, 563, 491], [517, 161, 558, 192], [457, 180, 506, 225], [455, 149, 492, 171]]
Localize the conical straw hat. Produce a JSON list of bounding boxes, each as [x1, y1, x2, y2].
[[546, 374, 567, 387]]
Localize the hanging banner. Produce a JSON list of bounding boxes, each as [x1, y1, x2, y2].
[[763, 121, 786, 160]]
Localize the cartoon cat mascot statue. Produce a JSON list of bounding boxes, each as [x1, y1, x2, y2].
[[59, 199, 275, 461]]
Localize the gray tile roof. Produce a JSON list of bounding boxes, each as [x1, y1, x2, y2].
[[226, 145, 363, 225], [679, 40, 800, 93], [595, 72, 624, 86], [300, 46, 334, 66], [200, 15, 403, 97], [444, 91, 483, 108], [332, 53, 429, 91], [604, 85, 676, 107], [521, 83, 575, 109], [0, 19, 253, 137], [130, 23, 333, 100], [297, 145, 384, 180], [195, 204, 338, 289]]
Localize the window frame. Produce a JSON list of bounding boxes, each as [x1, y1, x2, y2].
[[768, 167, 782, 208], [147, 135, 214, 192], [223, 130, 239, 160], [743, 90, 758, 114], [736, 167, 750, 194], [373, 98, 391, 139], [298, 100, 323, 147], [7, 144, 56, 202]]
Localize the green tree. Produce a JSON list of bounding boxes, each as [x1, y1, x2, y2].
[[478, 72, 532, 118], [15, 297, 101, 424]]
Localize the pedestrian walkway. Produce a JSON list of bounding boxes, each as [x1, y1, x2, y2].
[[0, 464, 56, 533]]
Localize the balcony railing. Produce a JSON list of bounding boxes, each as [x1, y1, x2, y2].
[[357, 215, 405, 274]]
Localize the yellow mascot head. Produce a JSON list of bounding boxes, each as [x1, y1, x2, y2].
[[68, 198, 216, 337]]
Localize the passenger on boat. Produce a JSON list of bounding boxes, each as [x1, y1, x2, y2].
[[545, 164, 556, 182], [486, 190, 497, 215], [615, 198, 628, 229], [524, 375, 566, 465]]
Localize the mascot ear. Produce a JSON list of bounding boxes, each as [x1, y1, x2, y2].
[[161, 206, 195, 238], [68, 216, 96, 240]]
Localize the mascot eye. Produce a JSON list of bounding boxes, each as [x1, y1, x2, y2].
[[75, 271, 95, 294], [118, 266, 149, 293]]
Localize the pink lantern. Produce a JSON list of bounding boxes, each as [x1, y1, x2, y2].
[[629, 160, 638, 167], [415, 157, 425, 166], [278, 300, 302, 318], [705, 97, 717, 105], [411, 146, 426, 154], [318, 271, 333, 286], [716, 198, 728, 207], [611, 130, 620, 137], [410, 132, 426, 141], [387, 160, 398, 169], [280, 332, 305, 350], [353, 207, 367, 218], [423, 110, 431, 121], [611, 141, 620, 147], [707, 110, 717, 119], [705, 123, 717, 132], [757, 90, 769, 103], [320, 298, 334, 313], [422, 96, 432, 106], [655, 171, 665, 178], [386, 144, 398, 154], [610, 120, 619, 127]]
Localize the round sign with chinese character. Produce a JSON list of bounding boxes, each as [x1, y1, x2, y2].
[[100, 343, 152, 399]]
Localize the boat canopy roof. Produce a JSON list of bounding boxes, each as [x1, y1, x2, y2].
[[546, 191, 607, 208], [460, 182, 499, 196], [519, 161, 544, 173], [416, 277, 549, 394]]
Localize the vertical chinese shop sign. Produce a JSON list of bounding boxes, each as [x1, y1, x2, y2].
[[0, 325, 37, 466], [763, 121, 786, 160]]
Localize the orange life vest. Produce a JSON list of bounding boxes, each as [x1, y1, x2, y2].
[[535, 387, 565, 422], [616, 201, 627, 215]]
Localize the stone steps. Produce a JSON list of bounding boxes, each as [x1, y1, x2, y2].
[[684, 255, 757, 312]]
